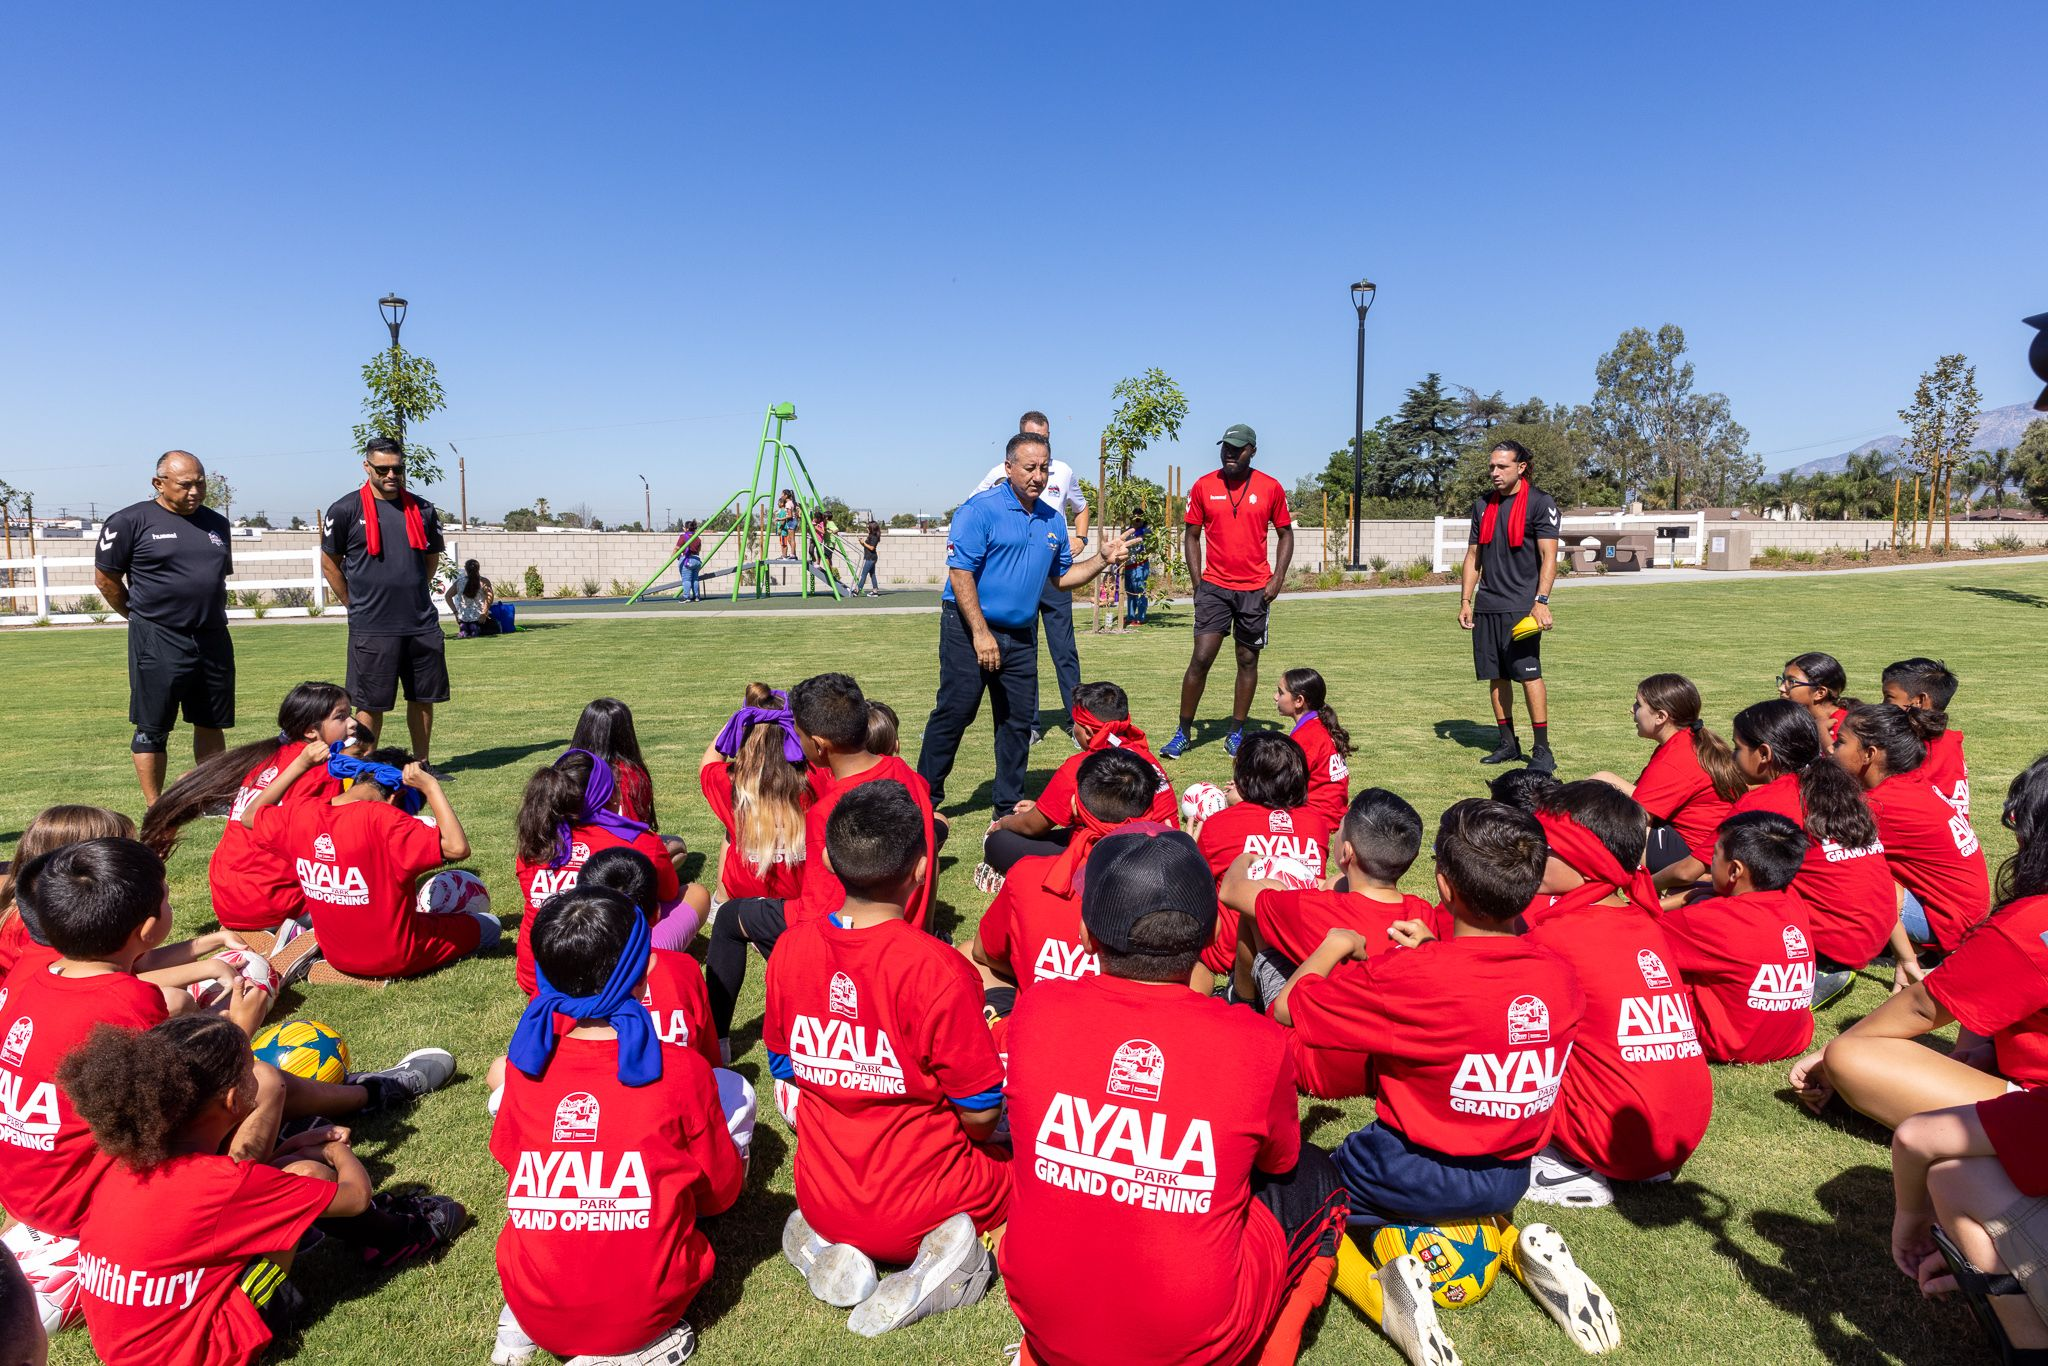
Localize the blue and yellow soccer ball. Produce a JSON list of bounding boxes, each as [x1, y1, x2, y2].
[[252, 1018, 350, 1084], [1370, 1215, 1512, 1309]]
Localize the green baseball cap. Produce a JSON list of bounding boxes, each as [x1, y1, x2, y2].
[[1218, 423, 1257, 449]]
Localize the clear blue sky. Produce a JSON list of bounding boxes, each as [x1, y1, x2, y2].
[[5, 2, 2042, 526]]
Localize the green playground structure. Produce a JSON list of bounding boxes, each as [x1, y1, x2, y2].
[[628, 401, 858, 605]]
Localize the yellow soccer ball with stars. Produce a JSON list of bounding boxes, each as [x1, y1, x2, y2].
[[1370, 1215, 1511, 1309], [252, 1018, 351, 1084]]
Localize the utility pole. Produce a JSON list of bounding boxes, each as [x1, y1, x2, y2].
[[640, 474, 652, 532], [451, 442, 468, 530]]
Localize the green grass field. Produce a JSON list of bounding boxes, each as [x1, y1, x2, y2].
[[11, 562, 2045, 1365]]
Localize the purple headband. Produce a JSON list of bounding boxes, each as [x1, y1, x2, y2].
[[553, 747, 650, 866], [713, 701, 805, 765]]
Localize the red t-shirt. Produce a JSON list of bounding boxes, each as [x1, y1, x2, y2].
[[1926, 895, 2048, 1088], [762, 916, 1010, 1263], [491, 1036, 744, 1359], [1287, 934, 1585, 1160], [1656, 888, 1816, 1064], [0, 963, 169, 1238], [1869, 772, 1990, 951], [1197, 803, 1331, 975], [1290, 714, 1352, 831], [1731, 774, 1895, 967], [250, 799, 476, 979], [1253, 888, 1443, 967], [1922, 728, 1970, 818], [794, 758, 937, 931], [1978, 1086, 2048, 1196], [513, 823, 681, 995], [210, 748, 346, 931], [1035, 744, 1177, 827], [1633, 731, 1735, 864], [1003, 976, 1300, 1366], [77, 1154, 335, 1366], [698, 760, 807, 901], [1522, 904, 1712, 1181], [977, 857, 1099, 989], [1184, 469, 1292, 591], [0, 912, 32, 979]]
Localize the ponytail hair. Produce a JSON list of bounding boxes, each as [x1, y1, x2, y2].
[[1283, 666, 1354, 759], [58, 1014, 250, 1171], [1639, 672, 1746, 802], [865, 701, 900, 757], [1841, 701, 1937, 776], [1995, 754, 2048, 911], [742, 681, 779, 708], [462, 559, 482, 597], [1786, 651, 1853, 710], [516, 751, 593, 865], [140, 682, 348, 859], [1, 806, 136, 914], [1732, 699, 1878, 850], [731, 693, 807, 872]]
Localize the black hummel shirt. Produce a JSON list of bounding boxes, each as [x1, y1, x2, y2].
[[1465, 486, 1561, 615], [322, 492, 446, 635], [94, 500, 235, 631]]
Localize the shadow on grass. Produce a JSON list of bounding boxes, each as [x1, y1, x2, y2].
[[268, 1180, 468, 1352], [438, 738, 569, 776], [1614, 1166, 1974, 1363], [1433, 719, 1499, 753], [694, 1119, 797, 1332], [1949, 585, 2048, 609]]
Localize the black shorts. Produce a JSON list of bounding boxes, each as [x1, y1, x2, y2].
[[1193, 580, 1269, 649], [1472, 611, 1541, 682], [347, 628, 450, 712], [128, 617, 235, 734]]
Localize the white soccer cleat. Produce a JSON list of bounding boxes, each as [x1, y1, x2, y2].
[[1375, 1253, 1463, 1366], [1511, 1222, 1622, 1354], [492, 1303, 537, 1365], [1523, 1145, 1617, 1210], [846, 1212, 992, 1337], [565, 1317, 696, 1365], [782, 1209, 879, 1307]]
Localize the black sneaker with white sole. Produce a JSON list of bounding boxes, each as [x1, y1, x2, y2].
[[1810, 969, 1855, 1011], [358, 1192, 465, 1269], [349, 1048, 457, 1113]]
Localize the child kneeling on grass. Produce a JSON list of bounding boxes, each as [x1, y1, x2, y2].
[[60, 1013, 463, 1366], [1272, 798, 1620, 1363], [1003, 828, 1351, 1366], [765, 781, 1008, 1337], [241, 740, 499, 981], [489, 885, 745, 1366]]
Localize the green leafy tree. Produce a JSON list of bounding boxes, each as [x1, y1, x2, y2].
[[1100, 368, 1188, 530], [352, 345, 448, 484], [1386, 373, 1464, 501], [888, 512, 919, 529], [1590, 324, 1751, 510], [502, 508, 540, 532], [1897, 353, 1981, 547], [243, 511, 271, 529], [1443, 416, 1618, 516], [204, 473, 234, 519], [2016, 420, 2048, 515], [1455, 386, 1510, 435]]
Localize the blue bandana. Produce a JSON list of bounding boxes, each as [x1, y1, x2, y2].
[[506, 906, 661, 1086], [327, 744, 425, 816]]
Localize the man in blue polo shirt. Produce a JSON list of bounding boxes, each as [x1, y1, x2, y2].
[[917, 431, 1126, 816]]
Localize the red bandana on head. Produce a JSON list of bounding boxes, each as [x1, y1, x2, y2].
[[1072, 705, 1150, 755], [360, 480, 429, 557], [1045, 815, 1173, 900], [1478, 482, 1529, 548], [1533, 809, 1661, 920]]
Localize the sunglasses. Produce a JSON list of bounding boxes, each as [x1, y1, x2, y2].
[[367, 462, 405, 476]]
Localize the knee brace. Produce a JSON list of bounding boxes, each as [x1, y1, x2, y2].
[[132, 727, 170, 755]]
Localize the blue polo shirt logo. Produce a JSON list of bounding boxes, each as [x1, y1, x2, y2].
[[941, 483, 1075, 629]]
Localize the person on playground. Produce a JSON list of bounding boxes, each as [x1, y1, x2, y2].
[[1587, 673, 1745, 893], [1002, 829, 1352, 1366], [1791, 755, 2048, 1130], [1460, 439, 1562, 774], [1778, 651, 1855, 744], [1881, 656, 1970, 817], [1163, 424, 1294, 761], [1271, 798, 1620, 1362], [676, 519, 706, 601]]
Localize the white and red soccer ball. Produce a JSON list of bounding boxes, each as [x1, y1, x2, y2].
[[1179, 782, 1227, 827], [418, 869, 491, 918], [189, 947, 276, 1011], [1246, 855, 1320, 891]]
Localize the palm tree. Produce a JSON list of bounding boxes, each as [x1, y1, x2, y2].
[[1837, 451, 1893, 519], [1972, 447, 2014, 520]]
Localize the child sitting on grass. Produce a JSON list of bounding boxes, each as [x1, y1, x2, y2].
[[1275, 667, 1354, 831], [489, 885, 744, 1366], [61, 1013, 463, 1366], [698, 682, 811, 907], [241, 741, 498, 980], [765, 782, 1007, 1338], [1272, 798, 1620, 1363], [1190, 731, 1333, 993], [1881, 656, 1968, 816], [1586, 673, 1744, 892]]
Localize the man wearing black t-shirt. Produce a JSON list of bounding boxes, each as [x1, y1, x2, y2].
[[1459, 440, 1561, 772], [321, 437, 448, 763], [94, 449, 237, 805]]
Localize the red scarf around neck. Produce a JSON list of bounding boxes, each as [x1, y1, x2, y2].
[[1046, 815, 1173, 899], [1477, 481, 1529, 547], [360, 480, 429, 557], [1533, 809, 1661, 920]]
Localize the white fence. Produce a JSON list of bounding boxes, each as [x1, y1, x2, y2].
[[1, 547, 341, 626], [1430, 511, 1707, 573]]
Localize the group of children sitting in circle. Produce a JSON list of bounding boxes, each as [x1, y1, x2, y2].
[[4, 646, 2046, 1366]]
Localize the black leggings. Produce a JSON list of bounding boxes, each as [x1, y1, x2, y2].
[[1646, 825, 1695, 875], [984, 826, 1070, 874], [706, 897, 789, 1040], [1252, 1140, 1352, 1276]]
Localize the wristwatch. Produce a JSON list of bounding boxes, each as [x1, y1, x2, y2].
[[1534, 594, 1550, 604]]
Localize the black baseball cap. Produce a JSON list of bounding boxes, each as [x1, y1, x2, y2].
[[1081, 830, 1218, 954]]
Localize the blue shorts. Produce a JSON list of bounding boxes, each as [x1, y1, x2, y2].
[[1901, 891, 1934, 947], [1332, 1122, 1530, 1224]]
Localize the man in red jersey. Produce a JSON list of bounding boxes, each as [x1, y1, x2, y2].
[[1162, 425, 1294, 761]]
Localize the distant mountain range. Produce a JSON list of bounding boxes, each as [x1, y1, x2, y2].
[[1783, 403, 2046, 477]]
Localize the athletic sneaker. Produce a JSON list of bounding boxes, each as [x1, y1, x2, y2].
[[1375, 1252, 1463, 1366], [1524, 1145, 1616, 1209], [1224, 728, 1245, 759], [973, 861, 1006, 895], [1479, 739, 1524, 766], [1528, 744, 1557, 774], [1029, 727, 1043, 746], [566, 1318, 697, 1365], [349, 1047, 458, 1113], [1160, 729, 1192, 760], [492, 1304, 537, 1365], [847, 1212, 992, 1337], [358, 1191, 465, 1269], [1510, 1222, 1622, 1354], [783, 1210, 879, 1307], [1811, 969, 1855, 1011], [265, 917, 322, 989]]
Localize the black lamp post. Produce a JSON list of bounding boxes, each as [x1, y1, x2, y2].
[[1348, 278, 1377, 568], [378, 294, 408, 448]]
